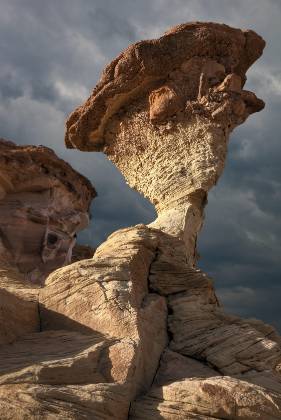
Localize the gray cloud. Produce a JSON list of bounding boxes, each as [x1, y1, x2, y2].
[[0, 0, 280, 331]]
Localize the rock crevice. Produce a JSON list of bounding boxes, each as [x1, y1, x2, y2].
[[0, 22, 280, 420]]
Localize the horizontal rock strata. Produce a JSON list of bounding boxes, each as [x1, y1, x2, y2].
[[65, 22, 264, 152], [0, 223, 280, 418], [0, 21, 280, 420], [0, 264, 39, 346], [0, 139, 95, 284], [65, 22, 265, 263], [40, 225, 168, 397]]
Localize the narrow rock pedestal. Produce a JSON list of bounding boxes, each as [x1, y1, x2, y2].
[[0, 22, 280, 420]]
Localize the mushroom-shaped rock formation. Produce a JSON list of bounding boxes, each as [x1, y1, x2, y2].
[[65, 22, 265, 263], [1, 23, 281, 420], [0, 139, 95, 284]]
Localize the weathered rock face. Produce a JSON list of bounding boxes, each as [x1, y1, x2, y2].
[[65, 22, 264, 153], [0, 22, 280, 420], [62, 21, 281, 418], [0, 264, 39, 346], [65, 22, 265, 263], [71, 243, 95, 262], [39, 225, 168, 398], [0, 139, 95, 284]]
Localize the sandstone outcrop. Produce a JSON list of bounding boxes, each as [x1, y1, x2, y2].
[[0, 22, 280, 420], [40, 225, 168, 397], [0, 139, 95, 284], [71, 244, 95, 262], [65, 21, 265, 263], [0, 264, 39, 346]]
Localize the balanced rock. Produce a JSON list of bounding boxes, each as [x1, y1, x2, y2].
[[0, 264, 39, 346], [65, 22, 265, 264], [63, 22, 281, 418], [0, 22, 280, 420]]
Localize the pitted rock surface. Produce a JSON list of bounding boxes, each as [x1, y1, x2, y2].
[[65, 22, 264, 152], [0, 22, 280, 420], [65, 22, 265, 263], [0, 139, 95, 284]]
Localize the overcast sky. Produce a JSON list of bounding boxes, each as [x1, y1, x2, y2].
[[0, 0, 280, 331]]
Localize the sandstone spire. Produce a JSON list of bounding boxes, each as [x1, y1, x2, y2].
[[0, 23, 280, 420], [65, 22, 265, 263]]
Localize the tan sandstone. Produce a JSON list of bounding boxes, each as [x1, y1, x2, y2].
[[0, 139, 95, 284], [0, 21, 280, 420]]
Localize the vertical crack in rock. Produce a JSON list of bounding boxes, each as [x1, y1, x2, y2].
[[37, 299, 42, 333], [63, 21, 281, 419], [1, 22, 281, 420]]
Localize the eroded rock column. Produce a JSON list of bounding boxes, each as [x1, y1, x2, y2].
[[0, 22, 279, 420], [61, 22, 281, 419], [65, 22, 265, 264]]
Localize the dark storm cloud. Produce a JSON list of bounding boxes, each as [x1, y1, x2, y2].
[[0, 0, 280, 330]]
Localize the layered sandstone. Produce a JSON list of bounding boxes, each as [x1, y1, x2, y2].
[[65, 21, 265, 263], [0, 140, 95, 348], [0, 139, 95, 284], [63, 22, 281, 418], [0, 22, 280, 420], [0, 264, 39, 346]]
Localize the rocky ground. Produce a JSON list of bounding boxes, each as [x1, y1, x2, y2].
[[0, 22, 280, 419]]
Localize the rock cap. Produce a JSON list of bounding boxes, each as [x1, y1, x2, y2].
[[65, 21, 265, 151], [0, 138, 96, 208]]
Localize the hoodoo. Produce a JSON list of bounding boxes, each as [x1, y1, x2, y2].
[[65, 22, 265, 263], [0, 23, 280, 419]]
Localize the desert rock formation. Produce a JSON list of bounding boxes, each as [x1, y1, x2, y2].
[[0, 139, 95, 284], [65, 22, 265, 263], [0, 22, 280, 419]]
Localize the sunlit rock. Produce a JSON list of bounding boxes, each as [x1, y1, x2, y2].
[[0, 139, 95, 284], [0, 22, 280, 420]]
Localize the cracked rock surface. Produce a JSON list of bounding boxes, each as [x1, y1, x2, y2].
[[0, 139, 95, 284], [0, 22, 280, 419]]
